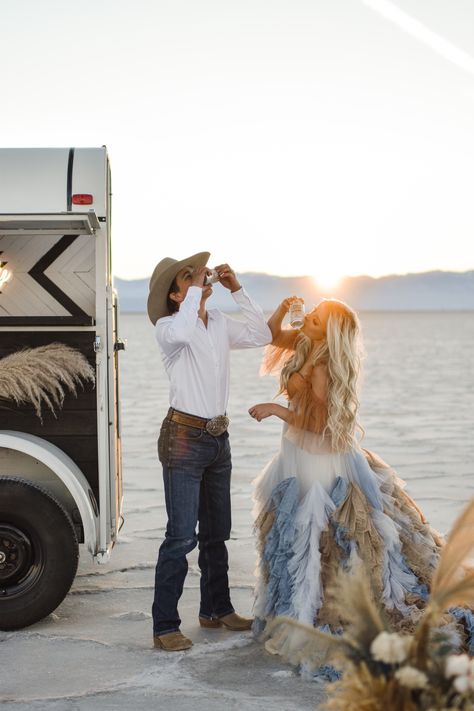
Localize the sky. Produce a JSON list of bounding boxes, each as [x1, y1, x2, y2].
[[2, 0, 474, 285]]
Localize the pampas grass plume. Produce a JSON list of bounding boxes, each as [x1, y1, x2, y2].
[[430, 499, 474, 611], [0, 342, 95, 419]]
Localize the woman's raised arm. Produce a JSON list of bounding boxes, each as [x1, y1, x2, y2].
[[267, 296, 303, 344]]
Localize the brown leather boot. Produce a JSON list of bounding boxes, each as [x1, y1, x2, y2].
[[199, 612, 253, 631], [153, 630, 193, 651]]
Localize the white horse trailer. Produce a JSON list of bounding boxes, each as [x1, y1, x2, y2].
[[0, 147, 124, 629]]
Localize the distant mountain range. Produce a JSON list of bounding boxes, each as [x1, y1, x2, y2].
[[114, 270, 474, 312]]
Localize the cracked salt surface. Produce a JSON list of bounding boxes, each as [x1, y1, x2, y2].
[[0, 626, 320, 710], [3, 312, 473, 710]]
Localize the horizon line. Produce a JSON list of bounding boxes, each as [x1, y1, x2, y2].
[[113, 267, 474, 283]]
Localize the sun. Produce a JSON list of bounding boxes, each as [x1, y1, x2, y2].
[[313, 269, 343, 292]]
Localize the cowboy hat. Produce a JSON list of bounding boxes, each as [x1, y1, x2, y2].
[[147, 251, 210, 324]]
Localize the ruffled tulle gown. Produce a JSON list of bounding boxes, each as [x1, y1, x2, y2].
[[252, 367, 453, 678]]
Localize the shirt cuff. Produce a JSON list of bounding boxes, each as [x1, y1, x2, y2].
[[230, 286, 247, 303], [185, 285, 203, 303]]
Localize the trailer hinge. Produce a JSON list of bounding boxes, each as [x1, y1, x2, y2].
[[93, 336, 102, 352]]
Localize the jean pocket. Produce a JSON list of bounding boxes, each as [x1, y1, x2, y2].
[[158, 418, 173, 463], [175, 423, 203, 441]]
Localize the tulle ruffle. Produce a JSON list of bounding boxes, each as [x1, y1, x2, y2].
[[253, 434, 447, 678]]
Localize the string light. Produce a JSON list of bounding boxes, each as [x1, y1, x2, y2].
[[0, 263, 11, 288]]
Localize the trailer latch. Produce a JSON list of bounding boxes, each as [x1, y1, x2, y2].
[[93, 336, 102, 353]]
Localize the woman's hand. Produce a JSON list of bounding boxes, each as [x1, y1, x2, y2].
[[248, 403, 277, 422], [280, 296, 304, 313], [249, 402, 291, 423], [267, 296, 305, 340]]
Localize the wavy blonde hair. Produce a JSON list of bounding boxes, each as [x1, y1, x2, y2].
[[280, 299, 363, 451]]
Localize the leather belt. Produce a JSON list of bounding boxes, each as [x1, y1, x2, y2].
[[168, 408, 229, 436]]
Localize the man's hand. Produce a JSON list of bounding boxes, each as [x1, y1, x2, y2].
[[191, 266, 209, 288], [215, 264, 241, 293], [248, 403, 277, 422]]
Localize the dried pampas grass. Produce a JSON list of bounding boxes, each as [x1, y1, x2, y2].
[[0, 342, 95, 419], [430, 499, 474, 612], [412, 498, 474, 667], [323, 663, 417, 711], [326, 562, 388, 651], [264, 616, 348, 671]]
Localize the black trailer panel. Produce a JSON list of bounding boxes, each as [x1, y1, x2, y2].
[[0, 331, 99, 503]]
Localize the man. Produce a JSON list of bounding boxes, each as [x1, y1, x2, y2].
[[147, 251, 271, 651]]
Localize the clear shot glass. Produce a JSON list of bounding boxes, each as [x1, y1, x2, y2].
[[204, 269, 220, 286], [289, 299, 305, 329]]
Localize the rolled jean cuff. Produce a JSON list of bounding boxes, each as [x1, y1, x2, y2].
[[154, 626, 180, 636], [199, 606, 235, 620]]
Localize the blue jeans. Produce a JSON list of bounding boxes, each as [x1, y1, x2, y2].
[[152, 416, 235, 635]]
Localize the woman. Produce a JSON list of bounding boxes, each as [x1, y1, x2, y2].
[[249, 297, 446, 676]]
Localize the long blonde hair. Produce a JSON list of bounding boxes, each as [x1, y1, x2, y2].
[[280, 299, 363, 451]]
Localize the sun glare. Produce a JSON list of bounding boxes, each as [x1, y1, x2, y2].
[[313, 270, 342, 292]]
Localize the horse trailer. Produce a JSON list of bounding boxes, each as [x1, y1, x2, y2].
[[0, 147, 124, 629]]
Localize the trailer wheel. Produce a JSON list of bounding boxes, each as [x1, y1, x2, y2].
[[0, 477, 79, 630]]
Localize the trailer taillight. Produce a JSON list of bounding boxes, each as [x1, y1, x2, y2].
[[72, 194, 93, 205]]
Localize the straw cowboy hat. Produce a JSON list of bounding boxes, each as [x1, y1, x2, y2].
[[147, 252, 210, 324]]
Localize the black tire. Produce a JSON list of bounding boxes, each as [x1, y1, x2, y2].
[[0, 476, 79, 630]]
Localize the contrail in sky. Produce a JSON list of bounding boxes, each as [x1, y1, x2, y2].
[[361, 0, 474, 77]]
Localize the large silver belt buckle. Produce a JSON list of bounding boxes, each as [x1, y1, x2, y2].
[[205, 415, 229, 436]]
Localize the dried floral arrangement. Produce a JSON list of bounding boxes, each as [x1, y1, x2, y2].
[[0, 343, 95, 419], [266, 499, 474, 711]]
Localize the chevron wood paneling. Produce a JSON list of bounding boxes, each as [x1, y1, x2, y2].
[[0, 234, 95, 319], [5, 273, 68, 316]]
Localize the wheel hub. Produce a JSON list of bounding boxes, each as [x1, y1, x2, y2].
[[0, 525, 34, 585]]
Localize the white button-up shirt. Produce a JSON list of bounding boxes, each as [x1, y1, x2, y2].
[[155, 286, 271, 419]]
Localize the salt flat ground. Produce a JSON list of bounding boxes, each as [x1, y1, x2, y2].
[[1, 309, 473, 710]]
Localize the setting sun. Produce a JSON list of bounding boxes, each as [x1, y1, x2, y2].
[[313, 270, 343, 292]]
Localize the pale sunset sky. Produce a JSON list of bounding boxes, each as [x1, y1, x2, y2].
[[2, 0, 474, 287]]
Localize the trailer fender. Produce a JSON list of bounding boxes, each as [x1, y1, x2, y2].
[[0, 430, 99, 556]]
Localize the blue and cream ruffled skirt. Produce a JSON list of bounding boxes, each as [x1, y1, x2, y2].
[[252, 425, 472, 679]]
